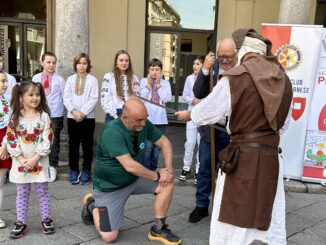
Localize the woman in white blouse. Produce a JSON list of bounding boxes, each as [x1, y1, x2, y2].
[[63, 53, 98, 186], [101, 50, 139, 123]]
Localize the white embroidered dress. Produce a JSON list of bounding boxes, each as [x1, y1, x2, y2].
[[7, 112, 53, 183]]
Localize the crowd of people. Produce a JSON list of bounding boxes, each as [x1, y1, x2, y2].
[[0, 27, 292, 245]]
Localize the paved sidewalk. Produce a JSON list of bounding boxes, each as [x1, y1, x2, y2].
[[1, 180, 326, 244], [1, 124, 326, 244]]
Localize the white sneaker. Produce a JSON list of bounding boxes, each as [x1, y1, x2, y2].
[[0, 218, 6, 228], [48, 166, 57, 182]]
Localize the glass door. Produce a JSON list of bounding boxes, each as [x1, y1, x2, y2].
[[0, 22, 46, 80], [146, 31, 182, 117], [0, 23, 23, 79], [24, 24, 46, 78]]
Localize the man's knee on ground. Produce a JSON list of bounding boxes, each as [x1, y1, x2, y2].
[[100, 230, 119, 243], [97, 206, 119, 243]]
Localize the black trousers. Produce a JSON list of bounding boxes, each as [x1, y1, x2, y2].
[[67, 118, 95, 172], [49, 116, 64, 167]]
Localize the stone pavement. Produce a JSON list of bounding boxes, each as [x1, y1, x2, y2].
[[1, 180, 326, 244], [1, 124, 326, 244]]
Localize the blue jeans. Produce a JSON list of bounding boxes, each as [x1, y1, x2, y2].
[[141, 125, 166, 170], [105, 109, 122, 124], [196, 129, 230, 208]]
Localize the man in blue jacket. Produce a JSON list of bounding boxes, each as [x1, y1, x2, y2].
[[188, 38, 237, 223]]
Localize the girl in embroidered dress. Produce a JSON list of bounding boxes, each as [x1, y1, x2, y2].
[[63, 53, 98, 185], [101, 50, 140, 123], [6, 81, 55, 238], [0, 71, 12, 229], [139, 58, 171, 170]]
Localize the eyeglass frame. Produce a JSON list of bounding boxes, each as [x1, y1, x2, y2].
[[217, 55, 235, 63]]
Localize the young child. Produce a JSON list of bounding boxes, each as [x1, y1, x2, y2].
[[0, 52, 17, 101], [179, 56, 203, 183], [6, 81, 55, 238], [101, 50, 139, 123], [63, 53, 98, 185], [32, 52, 65, 170], [0, 71, 11, 229], [139, 58, 171, 170]]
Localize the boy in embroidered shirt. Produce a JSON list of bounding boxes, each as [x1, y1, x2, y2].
[[139, 58, 171, 170], [63, 53, 98, 185], [32, 52, 65, 170]]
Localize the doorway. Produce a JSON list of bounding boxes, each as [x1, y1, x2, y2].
[[145, 0, 218, 120], [0, 21, 46, 80]]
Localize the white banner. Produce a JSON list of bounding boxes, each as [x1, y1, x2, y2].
[[302, 29, 326, 182], [262, 24, 323, 179]]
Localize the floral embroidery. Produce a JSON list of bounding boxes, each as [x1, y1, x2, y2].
[[18, 164, 42, 176], [6, 127, 17, 148], [0, 98, 10, 129], [16, 123, 43, 145]]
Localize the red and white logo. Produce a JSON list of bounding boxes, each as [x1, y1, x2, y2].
[[292, 97, 306, 121], [318, 105, 326, 131]]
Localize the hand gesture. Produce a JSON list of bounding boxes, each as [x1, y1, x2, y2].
[[0, 144, 9, 160], [192, 98, 200, 105], [158, 168, 174, 187], [203, 51, 215, 70], [175, 110, 191, 122], [72, 111, 84, 122], [22, 158, 36, 170]]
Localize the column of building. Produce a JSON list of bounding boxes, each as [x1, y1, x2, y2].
[[55, 0, 89, 162], [278, 0, 312, 24]]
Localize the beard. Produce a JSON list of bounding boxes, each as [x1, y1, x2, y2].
[[134, 127, 143, 132]]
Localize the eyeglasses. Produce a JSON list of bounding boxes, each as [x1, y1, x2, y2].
[[217, 55, 234, 63]]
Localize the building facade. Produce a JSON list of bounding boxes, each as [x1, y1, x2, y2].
[[0, 0, 324, 124]]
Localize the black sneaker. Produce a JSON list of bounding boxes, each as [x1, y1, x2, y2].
[[189, 206, 208, 223], [10, 222, 28, 239], [148, 224, 181, 245], [81, 193, 94, 225], [178, 170, 191, 181], [41, 218, 55, 234]]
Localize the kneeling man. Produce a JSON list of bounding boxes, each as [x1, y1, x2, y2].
[[81, 98, 181, 245]]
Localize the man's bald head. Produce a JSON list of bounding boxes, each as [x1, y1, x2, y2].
[[123, 98, 147, 117], [216, 37, 237, 71], [122, 98, 148, 132]]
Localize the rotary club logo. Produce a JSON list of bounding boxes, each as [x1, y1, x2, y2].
[[276, 44, 303, 71]]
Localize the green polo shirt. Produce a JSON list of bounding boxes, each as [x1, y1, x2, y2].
[[93, 118, 163, 192]]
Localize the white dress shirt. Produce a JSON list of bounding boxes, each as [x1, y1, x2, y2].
[[63, 73, 99, 119], [191, 76, 230, 131], [182, 73, 197, 111], [32, 72, 66, 117], [140, 78, 171, 125]]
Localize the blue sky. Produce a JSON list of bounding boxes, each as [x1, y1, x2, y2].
[[168, 0, 215, 30]]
